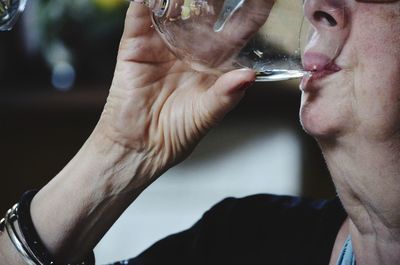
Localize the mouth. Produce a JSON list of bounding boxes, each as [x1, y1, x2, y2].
[[300, 52, 341, 91]]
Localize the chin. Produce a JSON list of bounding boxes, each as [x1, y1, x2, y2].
[[300, 99, 342, 140]]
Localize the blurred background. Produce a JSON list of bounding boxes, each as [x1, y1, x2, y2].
[[0, 0, 335, 264]]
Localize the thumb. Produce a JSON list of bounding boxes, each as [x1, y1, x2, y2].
[[201, 69, 256, 123]]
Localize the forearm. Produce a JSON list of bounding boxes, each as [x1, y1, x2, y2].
[[29, 127, 159, 263]]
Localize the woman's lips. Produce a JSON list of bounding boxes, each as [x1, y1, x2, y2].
[[300, 52, 341, 91]]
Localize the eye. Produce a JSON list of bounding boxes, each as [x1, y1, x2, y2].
[[313, 11, 337, 27]]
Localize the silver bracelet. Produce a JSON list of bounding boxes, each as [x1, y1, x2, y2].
[[4, 203, 40, 265], [1, 196, 95, 265], [0, 217, 5, 234]]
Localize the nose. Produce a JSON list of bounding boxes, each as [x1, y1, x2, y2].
[[304, 0, 347, 30], [302, 0, 350, 61]]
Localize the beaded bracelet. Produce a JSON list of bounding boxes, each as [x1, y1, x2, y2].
[[1, 190, 95, 265]]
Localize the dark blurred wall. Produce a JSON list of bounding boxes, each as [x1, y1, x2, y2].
[[0, 90, 107, 213]]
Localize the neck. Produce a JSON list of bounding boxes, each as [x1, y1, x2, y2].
[[319, 135, 400, 265]]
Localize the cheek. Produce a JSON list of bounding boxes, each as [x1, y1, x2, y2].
[[352, 57, 400, 138], [351, 4, 400, 75], [348, 11, 400, 137]]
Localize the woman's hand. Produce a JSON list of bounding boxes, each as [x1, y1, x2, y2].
[[0, 3, 259, 263], [2, 4, 255, 264], [96, 2, 256, 181]]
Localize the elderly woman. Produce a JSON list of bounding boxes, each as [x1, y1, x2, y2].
[[0, 0, 398, 264]]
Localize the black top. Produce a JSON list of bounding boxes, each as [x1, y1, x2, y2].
[[109, 194, 347, 265]]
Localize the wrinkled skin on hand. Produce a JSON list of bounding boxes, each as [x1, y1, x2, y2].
[[96, 3, 256, 180]]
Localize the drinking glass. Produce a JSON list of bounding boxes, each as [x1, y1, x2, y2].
[[132, 0, 342, 82]]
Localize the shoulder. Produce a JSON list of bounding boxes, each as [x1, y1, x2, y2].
[[114, 194, 346, 265], [193, 194, 346, 264], [203, 193, 345, 227]]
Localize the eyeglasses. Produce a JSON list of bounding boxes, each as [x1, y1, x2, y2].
[[0, 0, 27, 31]]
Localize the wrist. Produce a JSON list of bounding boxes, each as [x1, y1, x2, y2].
[[87, 125, 166, 193], [27, 127, 165, 261], [2, 192, 95, 265]]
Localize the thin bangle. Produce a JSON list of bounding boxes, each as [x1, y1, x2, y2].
[[2, 190, 95, 265], [4, 203, 38, 265], [0, 217, 5, 234]]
